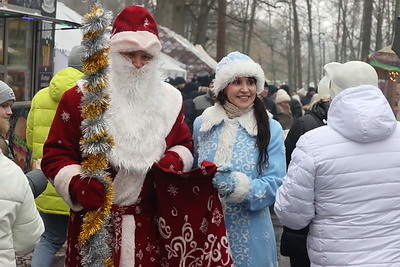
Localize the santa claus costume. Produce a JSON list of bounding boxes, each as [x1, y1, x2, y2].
[[41, 5, 232, 267]]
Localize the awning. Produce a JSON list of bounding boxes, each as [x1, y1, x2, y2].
[[0, 2, 81, 28], [367, 46, 400, 73]]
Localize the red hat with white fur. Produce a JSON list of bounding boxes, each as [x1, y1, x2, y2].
[[110, 6, 162, 56]]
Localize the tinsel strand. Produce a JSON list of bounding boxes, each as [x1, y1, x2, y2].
[[78, 2, 114, 267]]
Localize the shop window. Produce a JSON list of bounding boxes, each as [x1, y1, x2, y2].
[[7, 18, 33, 101]]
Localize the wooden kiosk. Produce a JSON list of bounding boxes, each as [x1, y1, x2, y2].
[[367, 46, 400, 121]]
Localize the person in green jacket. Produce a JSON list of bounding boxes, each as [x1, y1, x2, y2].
[[27, 45, 84, 267]]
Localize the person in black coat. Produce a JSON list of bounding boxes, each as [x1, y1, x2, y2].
[[280, 95, 330, 267], [263, 83, 278, 118], [300, 87, 316, 106], [280, 84, 303, 119], [181, 82, 204, 134]]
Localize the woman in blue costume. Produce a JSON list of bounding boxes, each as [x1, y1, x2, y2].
[[193, 51, 286, 266]]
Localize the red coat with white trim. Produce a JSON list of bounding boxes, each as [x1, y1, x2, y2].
[[41, 83, 195, 267]]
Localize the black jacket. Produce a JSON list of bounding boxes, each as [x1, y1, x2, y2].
[[280, 99, 330, 258]]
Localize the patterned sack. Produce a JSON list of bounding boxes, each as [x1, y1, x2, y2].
[[153, 161, 233, 266]]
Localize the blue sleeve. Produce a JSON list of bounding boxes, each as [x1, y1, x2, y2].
[[245, 119, 286, 210]]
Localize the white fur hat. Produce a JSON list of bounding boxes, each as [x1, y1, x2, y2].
[[275, 89, 291, 104], [213, 51, 265, 96], [317, 75, 330, 98], [325, 61, 378, 99]]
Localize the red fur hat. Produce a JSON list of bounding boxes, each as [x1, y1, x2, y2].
[[110, 6, 161, 56]]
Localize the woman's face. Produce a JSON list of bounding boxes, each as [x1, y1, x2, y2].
[[225, 77, 257, 109]]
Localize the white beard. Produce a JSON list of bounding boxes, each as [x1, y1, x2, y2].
[[105, 53, 171, 175]]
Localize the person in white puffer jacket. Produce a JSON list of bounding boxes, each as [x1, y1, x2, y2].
[[274, 61, 400, 266], [0, 81, 44, 266]]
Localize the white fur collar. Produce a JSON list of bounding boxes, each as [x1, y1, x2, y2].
[[200, 103, 257, 136]]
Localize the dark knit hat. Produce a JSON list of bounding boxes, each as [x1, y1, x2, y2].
[[268, 85, 279, 96], [182, 81, 199, 93], [0, 80, 15, 104], [68, 45, 85, 72], [280, 84, 290, 94], [174, 76, 186, 86]]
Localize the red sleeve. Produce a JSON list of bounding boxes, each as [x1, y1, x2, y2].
[[41, 87, 83, 183], [165, 105, 193, 152], [164, 104, 194, 171]]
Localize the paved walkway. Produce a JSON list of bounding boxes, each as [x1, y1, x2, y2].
[[16, 210, 291, 267], [272, 208, 291, 267]]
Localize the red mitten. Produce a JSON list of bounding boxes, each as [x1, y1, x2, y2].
[[69, 175, 105, 211], [157, 150, 184, 171]]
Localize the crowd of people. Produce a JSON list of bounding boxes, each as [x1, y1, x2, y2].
[[1, 4, 400, 267]]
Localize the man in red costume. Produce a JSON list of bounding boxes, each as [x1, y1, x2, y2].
[[41, 6, 231, 267]]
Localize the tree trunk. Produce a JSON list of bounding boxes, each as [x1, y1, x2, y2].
[[335, 0, 342, 61], [292, 0, 302, 89], [392, 0, 400, 44], [361, 0, 373, 60], [155, 0, 174, 28], [375, 0, 384, 51], [306, 0, 317, 87], [286, 3, 294, 89], [193, 0, 215, 47], [217, 0, 227, 61], [171, 0, 186, 35], [241, 0, 250, 52], [245, 0, 257, 55]]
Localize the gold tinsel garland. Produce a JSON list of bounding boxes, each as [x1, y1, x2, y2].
[[78, 3, 114, 266]]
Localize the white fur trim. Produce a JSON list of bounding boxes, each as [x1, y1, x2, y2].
[[110, 31, 161, 57], [113, 169, 146, 206], [200, 103, 257, 136], [106, 61, 182, 174], [213, 60, 264, 95], [168, 145, 194, 172], [54, 164, 83, 212], [76, 79, 86, 91], [213, 119, 238, 165], [120, 214, 136, 267], [225, 172, 250, 203]]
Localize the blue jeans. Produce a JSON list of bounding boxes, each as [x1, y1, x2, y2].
[[31, 212, 68, 267]]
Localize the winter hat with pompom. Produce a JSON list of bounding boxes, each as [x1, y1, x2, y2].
[[213, 51, 265, 96], [110, 5, 161, 56]]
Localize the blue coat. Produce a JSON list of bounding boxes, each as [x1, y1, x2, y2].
[[193, 103, 286, 266]]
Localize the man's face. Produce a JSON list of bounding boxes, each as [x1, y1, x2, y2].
[[120, 50, 153, 69], [0, 100, 12, 137], [260, 87, 269, 98]]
